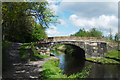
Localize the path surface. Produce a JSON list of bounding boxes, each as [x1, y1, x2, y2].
[[2, 42, 56, 79]]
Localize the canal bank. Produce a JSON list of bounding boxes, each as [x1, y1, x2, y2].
[[42, 49, 120, 79]]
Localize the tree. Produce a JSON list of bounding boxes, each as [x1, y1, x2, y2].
[[115, 33, 119, 41], [71, 28, 103, 38], [109, 28, 113, 40], [32, 23, 47, 41], [88, 28, 103, 37], [71, 28, 87, 37], [2, 2, 58, 42]]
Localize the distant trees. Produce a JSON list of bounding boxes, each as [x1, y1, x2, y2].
[[2, 2, 58, 42], [114, 33, 119, 41], [71, 28, 103, 38]]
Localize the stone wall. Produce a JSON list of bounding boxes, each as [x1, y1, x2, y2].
[[107, 42, 119, 51], [35, 41, 107, 58], [38, 36, 106, 42]]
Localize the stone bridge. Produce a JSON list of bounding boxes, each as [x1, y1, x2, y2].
[[34, 36, 107, 58]]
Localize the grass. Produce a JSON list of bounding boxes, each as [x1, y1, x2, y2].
[[19, 43, 31, 61], [53, 44, 65, 49], [41, 59, 92, 79], [86, 50, 120, 64], [53, 44, 66, 52], [106, 50, 120, 59], [19, 42, 50, 61], [86, 57, 119, 64]]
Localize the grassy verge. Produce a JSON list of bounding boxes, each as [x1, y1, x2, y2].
[[106, 50, 120, 59], [53, 44, 66, 52], [86, 50, 120, 64], [19, 42, 50, 61], [19, 43, 31, 61], [86, 57, 119, 64], [41, 59, 92, 79]]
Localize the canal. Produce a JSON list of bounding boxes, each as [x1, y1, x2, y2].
[[50, 50, 120, 78]]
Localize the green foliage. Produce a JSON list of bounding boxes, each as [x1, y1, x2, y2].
[[42, 59, 67, 79], [106, 50, 120, 59], [71, 28, 87, 37], [68, 65, 92, 78], [2, 2, 58, 42], [19, 42, 49, 61], [71, 28, 103, 38], [114, 33, 119, 41], [42, 59, 92, 79], [19, 43, 31, 61], [53, 44, 65, 49], [65, 45, 75, 54], [86, 57, 119, 64], [32, 24, 47, 41], [53, 44, 66, 52], [88, 47, 120, 62]]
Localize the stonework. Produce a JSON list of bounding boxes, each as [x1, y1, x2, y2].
[[35, 37, 107, 58]]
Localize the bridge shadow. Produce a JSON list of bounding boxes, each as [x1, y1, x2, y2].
[[64, 44, 85, 59], [51, 44, 86, 76], [105, 57, 120, 62]]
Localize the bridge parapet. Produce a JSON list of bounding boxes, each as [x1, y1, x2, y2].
[[38, 36, 106, 43]]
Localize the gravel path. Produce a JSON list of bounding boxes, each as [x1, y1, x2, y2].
[[2, 42, 57, 79]]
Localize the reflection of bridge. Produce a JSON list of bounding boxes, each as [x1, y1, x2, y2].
[[35, 36, 107, 58]]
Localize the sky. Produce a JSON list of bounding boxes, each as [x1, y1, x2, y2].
[[45, 0, 118, 37]]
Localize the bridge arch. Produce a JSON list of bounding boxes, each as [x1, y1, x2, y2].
[[49, 41, 86, 58], [49, 41, 86, 51], [36, 37, 107, 58]]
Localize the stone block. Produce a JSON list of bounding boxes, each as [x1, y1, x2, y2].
[[90, 43, 97, 46], [40, 52, 44, 55]]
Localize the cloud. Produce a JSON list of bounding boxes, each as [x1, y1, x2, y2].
[[58, 2, 118, 18], [49, 25, 57, 29], [58, 19, 66, 25], [47, 0, 61, 13], [46, 25, 59, 36], [69, 14, 118, 35], [49, 4, 59, 13]]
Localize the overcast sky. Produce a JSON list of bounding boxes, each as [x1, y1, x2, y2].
[[45, 0, 118, 37]]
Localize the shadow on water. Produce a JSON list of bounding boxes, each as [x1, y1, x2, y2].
[[51, 49, 120, 78], [50, 49, 86, 76]]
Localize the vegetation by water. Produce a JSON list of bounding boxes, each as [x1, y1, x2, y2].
[[106, 50, 120, 59], [19, 42, 49, 61], [86, 57, 119, 64], [53, 44, 66, 52], [86, 50, 120, 64], [42, 59, 92, 79]]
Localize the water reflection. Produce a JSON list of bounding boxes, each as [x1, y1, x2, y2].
[[51, 50, 85, 76], [88, 62, 120, 78], [50, 50, 120, 78]]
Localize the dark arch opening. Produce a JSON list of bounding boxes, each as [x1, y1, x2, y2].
[[50, 43, 86, 76], [51, 43, 85, 59]]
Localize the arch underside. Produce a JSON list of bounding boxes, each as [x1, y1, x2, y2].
[[50, 41, 85, 51], [49, 42, 85, 58]]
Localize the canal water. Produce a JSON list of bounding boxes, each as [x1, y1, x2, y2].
[[50, 50, 120, 78]]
